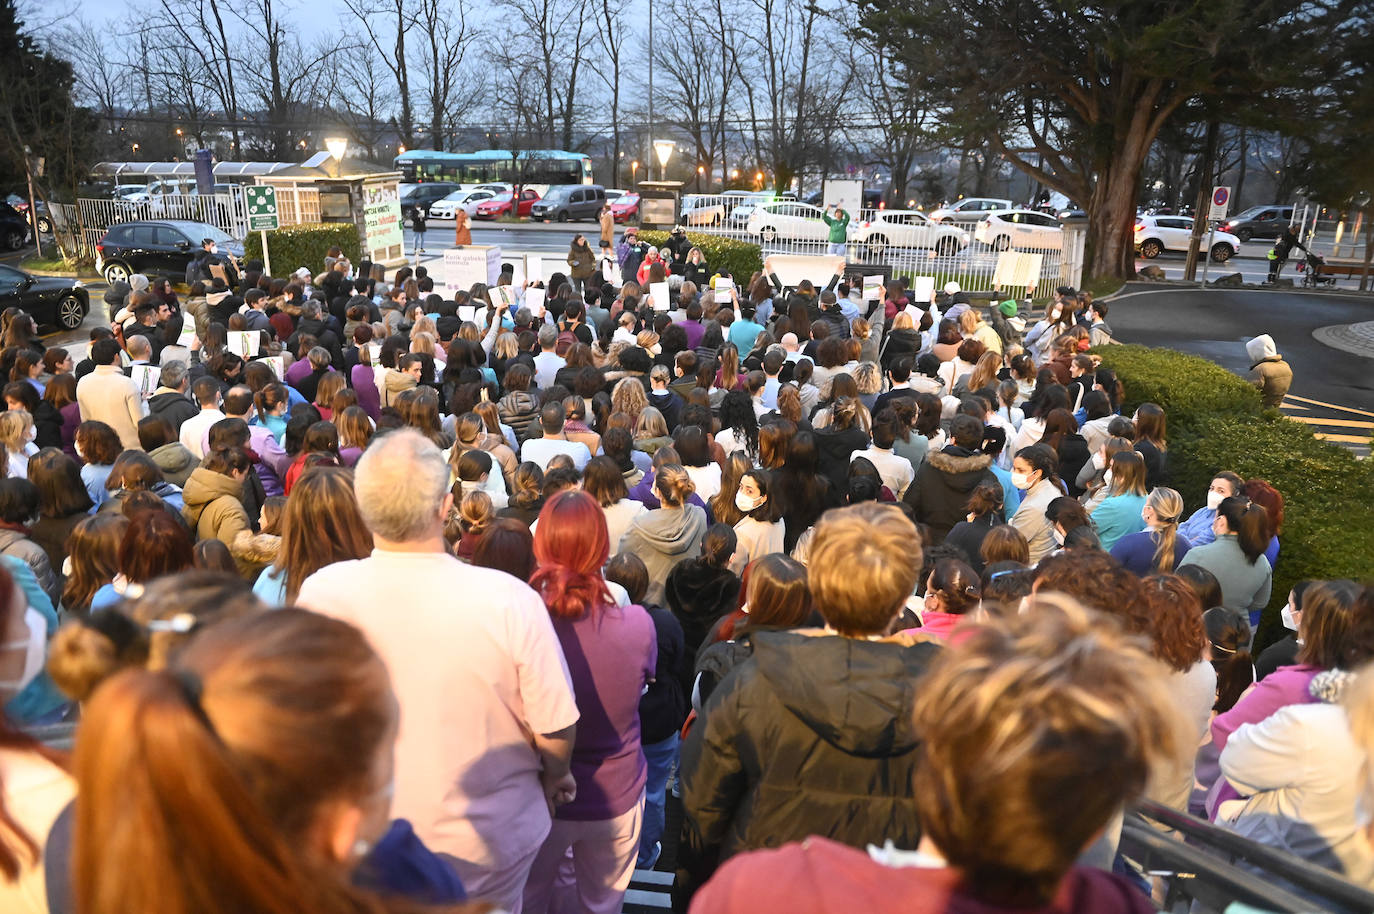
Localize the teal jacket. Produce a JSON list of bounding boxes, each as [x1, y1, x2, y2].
[[3, 555, 67, 724], [1089, 493, 1146, 552], [822, 210, 850, 243]]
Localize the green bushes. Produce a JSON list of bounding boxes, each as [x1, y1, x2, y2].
[[1093, 344, 1374, 648], [244, 223, 361, 274], [637, 230, 762, 282]]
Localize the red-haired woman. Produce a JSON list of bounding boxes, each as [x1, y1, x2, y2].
[[524, 490, 657, 914]]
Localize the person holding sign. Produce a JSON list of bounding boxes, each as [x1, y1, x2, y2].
[[822, 204, 851, 257]]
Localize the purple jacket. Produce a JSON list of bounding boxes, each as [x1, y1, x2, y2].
[[59, 402, 81, 463], [1196, 663, 1321, 818], [675, 318, 706, 351], [351, 364, 381, 421]]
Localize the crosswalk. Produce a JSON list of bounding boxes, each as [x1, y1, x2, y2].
[[1280, 393, 1373, 458], [624, 867, 674, 912]]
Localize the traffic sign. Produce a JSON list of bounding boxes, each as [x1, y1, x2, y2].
[[245, 186, 280, 232], [1209, 185, 1231, 221]]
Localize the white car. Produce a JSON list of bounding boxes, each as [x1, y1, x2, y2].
[[427, 189, 498, 219], [681, 194, 726, 226], [746, 201, 833, 243], [973, 209, 1063, 250], [928, 197, 1014, 225], [1135, 215, 1239, 262], [850, 210, 970, 258]]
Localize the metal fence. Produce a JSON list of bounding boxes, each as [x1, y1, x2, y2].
[[668, 195, 1082, 298]]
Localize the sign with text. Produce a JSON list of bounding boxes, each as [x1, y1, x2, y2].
[[766, 253, 846, 289], [362, 183, 404, 262], [244, 186, 280, 232], [443, 246, 502, 293], [650, 281, 671, 311]]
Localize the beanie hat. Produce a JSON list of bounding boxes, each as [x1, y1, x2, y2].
[[999, 299, 1018, 317], [129, 274, 150, 293]]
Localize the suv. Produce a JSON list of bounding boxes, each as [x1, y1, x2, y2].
[[1220, 205, 1294, 243], [928, 197, 1014, 225], [0, 203, 31, 250], [399, 182, 460, 220], [528, 184, 606, 222], [95, 220, 245, 286]]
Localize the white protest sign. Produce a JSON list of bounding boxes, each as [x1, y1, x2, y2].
[[765, 253, 845, 289], [525, 255, 543, 283], [260, 355, 286, 380], [821, 179, 864, 217], [177, 323, 198, 348], [443, 245, 502, 292], [492, 285, 516, 310], [227, 331, 260, 359], [863, 275, 884, 301], [456, 305, 478, 323], [524, 286, 546, 319], [129, 365, 159, 400], [650, 281, 671, 311], [911, 275, 936, 305]]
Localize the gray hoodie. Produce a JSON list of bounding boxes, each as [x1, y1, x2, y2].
[[617, 504, 707, 605]]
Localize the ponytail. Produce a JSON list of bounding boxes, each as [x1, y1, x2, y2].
[[1147, 488, 1184, 573], [1204, 606, 1254, 713]]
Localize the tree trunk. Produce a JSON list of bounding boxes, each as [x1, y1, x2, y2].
[[1234, 126, 1248, 206]]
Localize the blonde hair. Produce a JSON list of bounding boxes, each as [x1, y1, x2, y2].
[[0, 409, 32, 452], [852, 361, 882, 396], [808, 503, 920, 636], [610, 377, 648, 424], [493, 332, 519, 359], [913, 593, 1182, 907], [459, 489, 493, 537], [958, 309, 981, 335], [1146, 487, 1184, 573], [892, 311, 915, 331], [634, 406, 668, 441], [653, 463, 695, 508], [410, 330, 438, 357]]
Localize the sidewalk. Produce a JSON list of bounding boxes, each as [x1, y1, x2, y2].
[[1312, 321, 1374, 359]]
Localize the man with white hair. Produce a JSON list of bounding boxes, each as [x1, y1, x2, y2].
[[297, 429, 579, 912]]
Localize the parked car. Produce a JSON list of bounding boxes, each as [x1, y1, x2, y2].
[[427, 189, 497, 220], [1220, 205, 1294, 243], [609, 193, 640, 223], [681, 194, 726, 226], [0, 204, 31, 251], [112, 185, 148, 201], [745, 201, 835, 244], [1134, 215, 1240, 262], [928, 197, 1014, 226], [474, 188, 542, 220], [6, 194, 52, 236], [95, 220, 244, 286], [528, 184, 606, 222], [851, 210, 970, 258], [727, 191, 785, 227], [0, 263, 89, 330], [399, 182, 460, 220], [973, 209, 1063, 251]]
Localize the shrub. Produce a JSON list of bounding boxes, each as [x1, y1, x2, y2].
[[637, 230, 762, 283], [1094, 344, 1374, 648], [244, 223, 361, 275]]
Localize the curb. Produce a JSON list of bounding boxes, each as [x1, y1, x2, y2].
[[1312, 322, 1374, 360]]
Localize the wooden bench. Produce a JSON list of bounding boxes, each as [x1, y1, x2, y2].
[[1315, 258, 1369, 278]]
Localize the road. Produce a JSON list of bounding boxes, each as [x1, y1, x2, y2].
[[1106, 282, 1374, 456]]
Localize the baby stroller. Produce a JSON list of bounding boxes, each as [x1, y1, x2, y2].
[[1296, 251, 1338, 288]]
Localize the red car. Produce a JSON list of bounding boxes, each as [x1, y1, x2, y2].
[[474, 188, 542, 220], [610, 193, 640, 223]]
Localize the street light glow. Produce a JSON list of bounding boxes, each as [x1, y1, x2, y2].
[[325, 137, 349, 163]]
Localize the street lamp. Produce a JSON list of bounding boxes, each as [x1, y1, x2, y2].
[[755, 171, 764, 189], [325, 137, 348, 178], [398, 145, 406, 155], [653, 140, 675, 181], [132, 143, 139, 154], [696, 164, 705, 193], [631, 160, 640, 186]]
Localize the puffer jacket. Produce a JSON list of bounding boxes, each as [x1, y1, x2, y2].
[[380, 368, 417, 409], [0, 527, 61, 609], [497, 390, 542, 444], [182, 467, 249, 564], [902, 445, 999, 543], [676, 630, 941, 906]]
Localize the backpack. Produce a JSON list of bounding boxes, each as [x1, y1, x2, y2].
[[555, 328, 577, 356]]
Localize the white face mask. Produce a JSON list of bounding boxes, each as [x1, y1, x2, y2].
[[1103, 469, 1114, 488], [1011, 471, 1031, 490], [736, 491, 765, 513], [210, 244, 219, 254], [1091, 451, 1105, 471], [1281, 606, 1299, 632], [1052, 526, 1065, 546], [1206, 490, 1225, 511]]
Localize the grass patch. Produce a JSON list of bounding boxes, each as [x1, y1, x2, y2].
[[20, 255, 81, 273], [1082, 275, 1126, 299]]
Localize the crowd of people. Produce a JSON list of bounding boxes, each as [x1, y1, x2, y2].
[[0, 230, 1368, 914]]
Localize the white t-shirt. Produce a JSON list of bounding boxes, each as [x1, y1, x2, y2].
[[0, 748, 74, 914], [850, 447, 915, 499], [602, 498, 648, 549], [685, 463, 723, 502], [297, 550, 579, 870], [520, 436, 592, 472]]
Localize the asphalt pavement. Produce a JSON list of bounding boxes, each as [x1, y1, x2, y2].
[[1106, 282, 1374, 455]]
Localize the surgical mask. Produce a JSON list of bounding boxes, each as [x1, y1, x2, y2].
[[210, 244, 219, 254], [1206, 490, 1225, 511], [1091, 451, 1105, 471], [1011, 471, 1030, 490], [736, 491, 765, 513], [1103, 469, 1114, 488], [1281, 606, 1299, 632], [1052, 527, 1065, 546]]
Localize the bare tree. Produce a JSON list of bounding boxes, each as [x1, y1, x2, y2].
[[593, 0, 630, 178], [333, 40, 392, 161], [497, 0, 590, 149], [416, 0, 483, 151], [231, 0, 332, 158], [152, 0, 243, 154], [343, 0, 418, 148], [657, 0, 740, 188], [848, 33, 934, 204], [62, 19, 135, 150]]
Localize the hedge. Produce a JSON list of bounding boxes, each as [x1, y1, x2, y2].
[[638, 230, 762, 284], [244, 223, 362, 275], [1093, 344, 1374, 648]]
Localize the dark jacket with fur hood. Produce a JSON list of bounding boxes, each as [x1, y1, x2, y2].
[[902, 445, 999, 545]]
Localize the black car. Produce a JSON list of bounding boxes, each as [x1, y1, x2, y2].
[[95, 220, 245, 286], [0, 263, 89, 330], [0, 203, 31, 251], [399, 182, 459, 220]]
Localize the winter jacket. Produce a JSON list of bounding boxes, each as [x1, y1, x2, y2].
[[380, 369, 417, 410], [76, 365, 145, 451], [640, 605, 689, 744], [30, 510, 87, 574], [619, 504, 708, 606], [497, 390, 542, 444], [148, 442, 197, 489], [1179, 533, 1272, 619], [676, 630, 941, 903], [566, 244, 596, 280], [943, 513, 998, 574], [665, 558, 742, 695], [902, 446, 999, 543], [0, 528, 61, 608], [1246, 335, 1293, 409], [814, 426, 871, 494], [182, 467, 249, 556], [147, 389, 198, 433]]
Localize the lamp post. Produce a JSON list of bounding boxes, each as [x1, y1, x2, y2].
[[696, 164, 704, 193], [755, 171, 764, 190], [653, 139, 674, 182], [325, 137, 349, 178], [631, 160, 640, 187]]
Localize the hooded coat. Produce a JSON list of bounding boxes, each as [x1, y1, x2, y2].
[[1246, 335, 1293, 409], [675, 630, 941, 904], [149, 442, 197, 489], [664, 557, 742, 691], [181, 467, 249, 554], [618, 504, 708, 606], [902, 446, 1000, 543], [147, 389, 199, 433]]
